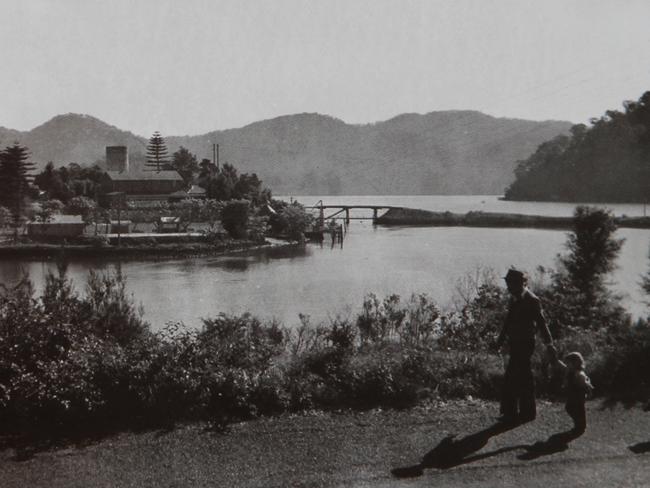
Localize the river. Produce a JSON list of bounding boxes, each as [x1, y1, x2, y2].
[[0, 195, 648, 329]]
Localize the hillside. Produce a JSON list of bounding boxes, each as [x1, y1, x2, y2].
[[505, 91, 650, 202], [0, 114, 146, 169], [0, 112, 571, 195]]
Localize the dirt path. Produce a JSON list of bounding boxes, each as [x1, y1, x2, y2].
[[1, 400, 650, 487]]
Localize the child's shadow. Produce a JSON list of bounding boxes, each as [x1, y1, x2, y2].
[[517, 430, 581, 460], [629, 441, 650, 454], [392, 422, 523, 478]]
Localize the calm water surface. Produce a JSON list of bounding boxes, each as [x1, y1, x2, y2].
[[1, 196, 648, 328]]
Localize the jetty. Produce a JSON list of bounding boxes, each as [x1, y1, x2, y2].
[[304, 203, 399, 223], [301, 201, 650, 229], [303, 201, 399, 244]]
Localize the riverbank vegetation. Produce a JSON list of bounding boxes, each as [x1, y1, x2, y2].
[[505, 90, 650, 202], [375, 207, 650, 229], [1, 206, 649, 440]]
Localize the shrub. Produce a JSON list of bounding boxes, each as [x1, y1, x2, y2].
[[246, 214, 270, 242], [267, 201, 313, 241], [221, 200, 250, 238], [0, 267, 152, 432], [65, 196, 97, 222], [199, 313, 286, 371], [356, 293, 440, 346]]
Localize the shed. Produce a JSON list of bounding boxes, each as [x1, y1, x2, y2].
[[156, 216, 182, 233], [97, 220, 132, 234], [28, 214, 86, 239], [101, 169, 185, 197]]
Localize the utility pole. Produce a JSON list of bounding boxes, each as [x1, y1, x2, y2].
[[212, 143, 220, 171]]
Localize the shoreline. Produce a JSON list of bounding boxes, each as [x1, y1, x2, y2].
[[0, 238, 296, 261], [375, 207, 650, 229]]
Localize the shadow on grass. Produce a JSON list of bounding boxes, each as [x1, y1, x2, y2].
[[392, 423, 586, 478], [392, 421, 523, 478], [629, 441, 650, 454], [0, 420, 178, 462], [517, 429, 581, 460]]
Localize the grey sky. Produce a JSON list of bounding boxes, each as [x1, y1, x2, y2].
[[1, 0, 649, 137]]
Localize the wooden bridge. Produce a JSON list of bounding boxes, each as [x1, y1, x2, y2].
[[302, 202, 398, 245], [304, 202, 398, 224]]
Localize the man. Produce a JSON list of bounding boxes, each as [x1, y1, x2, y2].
[[496, 268, 555, 424]]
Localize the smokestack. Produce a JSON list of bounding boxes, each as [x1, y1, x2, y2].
[[106, 146, 129, 172]]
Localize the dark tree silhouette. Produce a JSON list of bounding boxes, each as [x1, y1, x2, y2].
[[505, 90, 650, 202], [560, 206, 624, 302], [171, 146, 199, 182], [0, 143, 35, 231], [541, 206, 627, 331], [34, 162, 104, 203], [145, 131, 170, 172], [200, 162, 271, 204]]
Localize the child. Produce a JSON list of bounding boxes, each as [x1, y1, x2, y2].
[[550, 349, 594, 434]]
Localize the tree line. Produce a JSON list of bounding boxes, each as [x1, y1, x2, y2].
[[0, 135, 313, 243], [505, 90, 650, 202]]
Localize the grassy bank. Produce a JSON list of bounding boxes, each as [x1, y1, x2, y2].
[[2, 401, 650, 487], [375, 207, 650, 229], [0, 239, 290, 260]]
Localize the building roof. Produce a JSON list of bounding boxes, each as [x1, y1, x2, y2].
[[187, 185, 206, 195], [159, 216, 181, 223], [105, 169, 184, 181], [169, 185, 207, 199]]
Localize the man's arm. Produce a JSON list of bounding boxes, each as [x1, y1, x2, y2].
[[548, 344, 565, 370], [533, 298, 553, 345]]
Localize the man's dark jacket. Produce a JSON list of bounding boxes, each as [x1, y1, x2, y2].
[[498, 289, 553, 348]]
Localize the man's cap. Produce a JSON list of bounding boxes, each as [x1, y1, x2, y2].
[[503, 268, 526, 282], [565, 351, 585, 367]]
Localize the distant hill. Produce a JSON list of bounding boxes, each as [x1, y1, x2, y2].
[[0, 111, 572, 195], [505, 90, 650, 202]]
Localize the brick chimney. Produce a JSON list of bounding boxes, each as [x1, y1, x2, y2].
[[106, 146, 129, 172]]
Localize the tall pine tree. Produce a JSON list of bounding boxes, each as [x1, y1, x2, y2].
[[145, 131, 170, 172], [0, 143, 35, 231]]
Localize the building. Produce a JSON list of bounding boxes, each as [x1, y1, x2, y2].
[[28, 214, 86, 239], [168, 184, 207, 201], [101, 169, 186, 197], [100, 146, 186, 200]]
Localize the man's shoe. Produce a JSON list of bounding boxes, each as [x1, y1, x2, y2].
[[496, 415, 518, 425], [518, 414, 536, 424]]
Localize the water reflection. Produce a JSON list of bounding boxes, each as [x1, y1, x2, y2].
[[0, 261, 31, 284]]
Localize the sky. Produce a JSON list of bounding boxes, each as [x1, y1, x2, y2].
[[1, 0, 650, 137]]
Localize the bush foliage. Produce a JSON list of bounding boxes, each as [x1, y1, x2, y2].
[[0, 205, 648, 437]]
